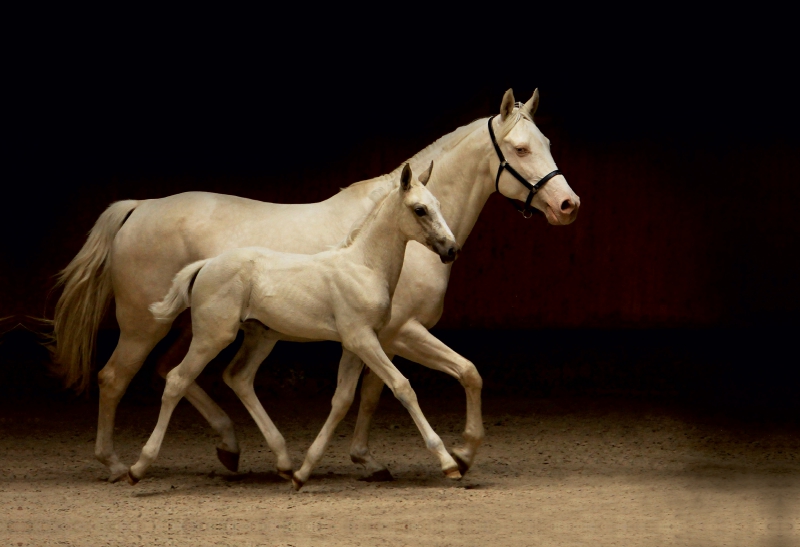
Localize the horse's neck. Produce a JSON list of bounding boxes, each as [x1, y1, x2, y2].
[[425, 122, 495, 246], [348, 195, 408, 295]]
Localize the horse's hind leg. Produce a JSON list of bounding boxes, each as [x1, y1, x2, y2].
[[222, 322, 293, 478], [292, 349, 364, 490], [154, 329, 240, 471], [96, 327, 169, 482], [349, 365, 394, 482]]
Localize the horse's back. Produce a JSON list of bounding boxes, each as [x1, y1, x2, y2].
[[106, 191, 361, 312]]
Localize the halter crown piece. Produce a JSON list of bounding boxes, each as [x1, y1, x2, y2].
[[487, 114, 562, 218]]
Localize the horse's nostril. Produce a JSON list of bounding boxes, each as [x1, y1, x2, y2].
[[447, 247, 456, 257], [561, 199, 573, 212]]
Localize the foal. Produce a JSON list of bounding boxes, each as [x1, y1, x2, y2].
[[128, 163, 463, 488]]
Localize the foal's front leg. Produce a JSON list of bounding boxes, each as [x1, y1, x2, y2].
[[291, 349, 364, 490], [347, 330, 461, 479]]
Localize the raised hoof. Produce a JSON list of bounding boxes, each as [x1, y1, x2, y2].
[[450, 451, 471, 476], [216, 447, 240, 473], [126, 470, 141, 486], [291, 473, 304, 491], [358, 468, 394, 482], [277, 468, 293, 481], [443, 467, 463, 480]]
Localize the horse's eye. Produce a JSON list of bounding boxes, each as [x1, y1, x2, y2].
[[414, 207, 427, 217]]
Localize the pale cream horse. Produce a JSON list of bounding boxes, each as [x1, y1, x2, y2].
[[128, 164, 460, 488], [52, 89, 580, 483]]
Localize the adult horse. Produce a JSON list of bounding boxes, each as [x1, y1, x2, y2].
[[52, 89, 580, 482]]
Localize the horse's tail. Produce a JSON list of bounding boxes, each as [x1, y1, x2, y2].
[[51, 199, 139, 393], [149, 259, 211, 323]]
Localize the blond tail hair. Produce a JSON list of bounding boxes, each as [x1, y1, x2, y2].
[[51, 200, 139, 393]]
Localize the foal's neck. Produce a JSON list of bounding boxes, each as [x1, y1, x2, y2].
[[348, 194, 408, 296]]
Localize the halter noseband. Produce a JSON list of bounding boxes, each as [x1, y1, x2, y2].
[[487, 114, 562, 218]]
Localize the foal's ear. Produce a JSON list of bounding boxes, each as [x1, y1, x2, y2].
[[400, 163, 412, 192], [418, 161, 434, 186], [523, 88, 539, 117], [500, 88, 515, 120]]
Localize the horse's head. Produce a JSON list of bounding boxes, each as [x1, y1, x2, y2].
[[398, 162, 460, 263], [492, 89, 580, 225]]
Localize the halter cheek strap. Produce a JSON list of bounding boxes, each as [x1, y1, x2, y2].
[[488, 115, 562, 219]]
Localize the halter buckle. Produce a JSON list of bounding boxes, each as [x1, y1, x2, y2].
[[521, 209, 534, 219]]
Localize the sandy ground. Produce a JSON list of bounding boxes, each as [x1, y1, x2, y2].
[[1, 394, 798, 546]]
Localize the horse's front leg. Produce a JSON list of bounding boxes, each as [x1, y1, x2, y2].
[[387, 320, 484, 475], [291, 349, 364, 490], [347, 330, 461, 480], [349, 365, 394, 481]]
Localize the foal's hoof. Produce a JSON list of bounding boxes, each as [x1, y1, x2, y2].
[[358, 468, 394, 482], [443, 467, 463, 480], [277, 468, 294, 481], [216, 447, 241, 473], [449, 450, 471, 476], [291, 473, 304, 492], [108, 467, 129, 484], [126, 470, 141, 486]]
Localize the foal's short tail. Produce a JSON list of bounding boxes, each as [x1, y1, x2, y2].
[[149, 259, 211, 323], [51, 200, 139, 393]]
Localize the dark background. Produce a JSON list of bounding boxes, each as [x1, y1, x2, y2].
[[2, 13, 798, 415]]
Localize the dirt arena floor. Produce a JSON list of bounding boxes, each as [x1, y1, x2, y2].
[[1, 394, 798, 546]]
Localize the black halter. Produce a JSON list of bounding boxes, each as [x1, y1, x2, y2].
[[487, 115, 562, 218]]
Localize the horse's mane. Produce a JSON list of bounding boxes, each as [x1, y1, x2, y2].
[[334, 106, 532, 250], [341, 117, 487, 192]]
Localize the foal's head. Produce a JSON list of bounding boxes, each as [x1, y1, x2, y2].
[[397, 162, 460, 264]]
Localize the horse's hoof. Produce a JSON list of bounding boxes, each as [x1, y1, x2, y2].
[[358, 468, 394, 482], [127, 470, 141, 486], [216, 447, 240, 473], [443, 467, 463, 480], [291, 473, 304, 491], [449, 451, 471, 476], [108, 467, 129, 483], [277, 468, 293, 481]]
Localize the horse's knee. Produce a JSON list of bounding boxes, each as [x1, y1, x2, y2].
[[390, 377, 417, 407], [459, 361, 483, 390]]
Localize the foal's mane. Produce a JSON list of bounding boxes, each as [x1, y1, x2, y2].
[[336, 183, 395, 249], [335, 106, 531, 250]]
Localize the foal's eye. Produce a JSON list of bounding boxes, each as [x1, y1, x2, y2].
[[414, 207, 427, 217], [515, 147, 528, 155]]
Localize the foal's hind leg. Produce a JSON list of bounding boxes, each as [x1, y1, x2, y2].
[[129, 328, 239, 483], [292, 349, 364, 490], [222, 322, 293, 478], [154, 329, 240, 471]]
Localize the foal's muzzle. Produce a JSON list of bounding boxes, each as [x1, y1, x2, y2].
[[437, 242, 460, 264]]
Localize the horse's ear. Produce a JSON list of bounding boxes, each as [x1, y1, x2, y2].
[[400, 163, 412, 192], [500, 88, 515, 120], [418, 161, 434, 186], [524, 88, 539, 117]]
